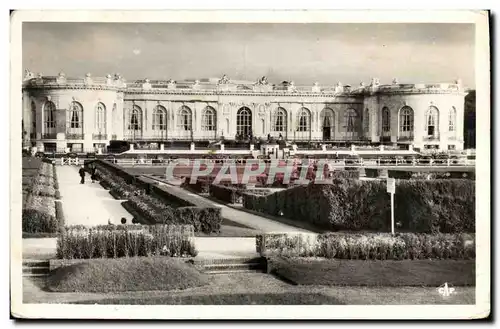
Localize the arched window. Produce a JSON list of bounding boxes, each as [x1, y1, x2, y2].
[[448, 107, 456, 132], [297, 107, 311, 132], [152, 105, 167, 131], [345, 109, 357, 133], [68, 102, 83, 129], [95, 102, 106, 133], [273, 107, 287, 132], [177, 106, 192, 131], [425, 106, 439, 137], [128, 106, 142, 130], [399, 106, 414, 137], [364, 108, 370, 132], [236, 107, 252, 137], [320, 108, 335, 140], [382, 107, 390, 133], [67, 101, 84, 139], [43, 101, 56, 130], [31, 101, 36, 131], [202, 107, 216, 131]]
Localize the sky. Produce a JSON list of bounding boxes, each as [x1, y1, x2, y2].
[[22, 22, 475, 88]]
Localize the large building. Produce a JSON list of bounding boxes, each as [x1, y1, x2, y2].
[[22, 71, 467, 152]]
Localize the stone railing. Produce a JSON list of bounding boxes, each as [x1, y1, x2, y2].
[[92, 133, 108, 140]]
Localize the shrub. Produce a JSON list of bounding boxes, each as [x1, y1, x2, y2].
[[245, 179, 475, 234], [257, 232, 475, 260], [31, 183, 56, 198], [126, 194, 222, 234], [330, 170, 360, 179], [172, 207, 222, 233], [56, 224, 197, 259], [23, 194, 58, 233], [209, 184, 242, 203]]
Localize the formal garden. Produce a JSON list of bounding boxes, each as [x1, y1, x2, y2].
[[21, 157, 476, 304]]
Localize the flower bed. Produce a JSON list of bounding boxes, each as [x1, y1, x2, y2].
[[22, 194, 58, 233], [56, 224, 197, 259], [94, 162, 223, 234], [256, 232, 475, 260]]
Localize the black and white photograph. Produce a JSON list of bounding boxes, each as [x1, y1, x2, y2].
[[10, 9, 490, 320]]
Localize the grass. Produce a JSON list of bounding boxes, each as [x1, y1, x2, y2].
[[270, 257, 476, 286], [72, 292, 345, 305], [47, 257, 209, 293]]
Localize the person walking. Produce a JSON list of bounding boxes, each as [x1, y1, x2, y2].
[[90, 164, 97, 183], [79, 165, 86, 184]]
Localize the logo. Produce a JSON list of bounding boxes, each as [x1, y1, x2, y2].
[[437, 282, 456, 297]]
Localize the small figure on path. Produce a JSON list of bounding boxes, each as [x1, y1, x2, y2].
[[78, 165, 86, 184], [90, 164, 97, 183]]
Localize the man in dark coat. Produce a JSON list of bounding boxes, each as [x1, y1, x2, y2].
[[90, 165, 97, 183], [79, 165, 86, 184]]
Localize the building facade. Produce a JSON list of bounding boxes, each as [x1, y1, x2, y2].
[[22, 71, 467, 152]]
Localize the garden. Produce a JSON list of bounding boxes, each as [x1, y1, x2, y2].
[[22, 157, 64, 238], [89, 160, 259, 237]]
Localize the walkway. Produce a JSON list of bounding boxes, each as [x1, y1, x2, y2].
[[57, 166, 133, 226], [23, 165, 311, 260], [144, 176, 312, 233]]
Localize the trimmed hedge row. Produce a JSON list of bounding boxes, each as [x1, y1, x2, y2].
[[256, 232, 475, 260], [56, 224, 197, 259], [209, 184, 241, 204], [365, 168, 475, 180], [244, 179, 475, 234], [22, 194, 58, 233]]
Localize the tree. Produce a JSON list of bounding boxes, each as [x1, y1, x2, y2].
[[464, 90, 476, 149]]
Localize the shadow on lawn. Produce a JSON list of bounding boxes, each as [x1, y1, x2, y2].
[[71, 292, 345, 305]]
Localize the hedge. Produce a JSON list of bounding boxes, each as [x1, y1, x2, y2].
[[244, 179, 475, 234], [126, 194, 222, 233], [56, 224, 197, 259], [256, 232, 476, 260], [22, 194, 58, 233], [209, 184, 241, 204]]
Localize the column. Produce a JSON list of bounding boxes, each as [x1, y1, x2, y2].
[[83, 100, 94, 151]]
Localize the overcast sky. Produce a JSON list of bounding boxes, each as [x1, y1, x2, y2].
[[22, 22, 475, 87]]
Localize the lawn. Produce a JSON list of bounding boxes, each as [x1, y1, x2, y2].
[[47, 257, 209, 293], [269, 257, 476, 286], [72, 292, 345, 305]]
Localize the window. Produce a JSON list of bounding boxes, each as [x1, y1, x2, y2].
[[236, 107, 252, 137], [152, 105, 167, 131], [364, 108, 370, 132], [382, 107, 390, 132], [425, 106, 439, 137], [448, 145, 456, 150], [202, 107, 216, 131], [68, 101, 83, 129], [320, 108, 335, 140], [43, 101, 56, 129], [297, 107, 311, 132], [129, 106, 142, 130], [399, 106, 414, 137], [177, 106, 192, 131], [273, 107, 287, 132], [345, 109, 357, 133], [95, 102, 106, 133], [448, 107, 456, 132]]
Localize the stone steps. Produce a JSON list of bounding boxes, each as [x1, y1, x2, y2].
[[193, 257, 265, 274], [22, 260, 50, 277]]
